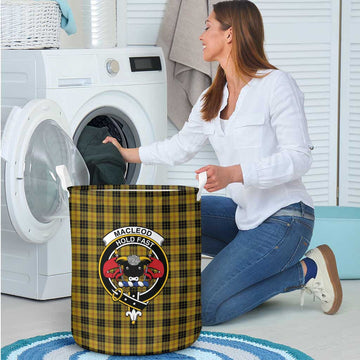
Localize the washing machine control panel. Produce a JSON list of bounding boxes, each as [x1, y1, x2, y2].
[[106, 59, 120, 76], [129, 56, 162, 72]]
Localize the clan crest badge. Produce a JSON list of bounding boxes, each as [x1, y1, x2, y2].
[[99, 226, 169, 324]]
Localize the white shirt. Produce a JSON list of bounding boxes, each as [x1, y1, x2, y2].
[[139, 70, 314, 230]]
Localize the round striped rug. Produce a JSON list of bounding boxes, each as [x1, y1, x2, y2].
[[1, 331, 313, 360]]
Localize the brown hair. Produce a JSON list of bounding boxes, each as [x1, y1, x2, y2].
[[201, 0, 277, 121]]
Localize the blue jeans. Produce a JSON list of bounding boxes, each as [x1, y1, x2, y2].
[[201, 196, 314, 325]]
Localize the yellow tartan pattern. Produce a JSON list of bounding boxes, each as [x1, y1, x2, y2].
[[69, 185, 202, 356]]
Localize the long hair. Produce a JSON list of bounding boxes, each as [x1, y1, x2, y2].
[[201, 0, 277, 121]]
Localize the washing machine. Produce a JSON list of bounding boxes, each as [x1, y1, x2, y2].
[[1, 47, 167, 300]]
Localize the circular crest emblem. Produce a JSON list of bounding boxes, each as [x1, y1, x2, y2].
[[99, 226, 169, 324]]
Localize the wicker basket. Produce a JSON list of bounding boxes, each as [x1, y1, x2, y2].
[[1, 0, 61, 49]]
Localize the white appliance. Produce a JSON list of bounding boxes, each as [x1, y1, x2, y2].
[[1, 47, 167, 300]]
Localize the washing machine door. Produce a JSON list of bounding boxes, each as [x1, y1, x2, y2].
[[2, 99, 90, 244]]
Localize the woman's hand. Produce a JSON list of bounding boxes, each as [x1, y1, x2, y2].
[[103, 136, 122, 152], [195, 164, 243, 192], [103, 136, 141, 163]]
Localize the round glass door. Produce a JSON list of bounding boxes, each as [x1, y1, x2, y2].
[[3, 99, 90, 243], [24, 120, 89, 223]]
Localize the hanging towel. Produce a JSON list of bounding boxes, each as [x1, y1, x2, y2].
[[157, 0, 218, 130], [53, 0, 77, 35], [34, 0, 77, 35], [77, 126, 126, 185]]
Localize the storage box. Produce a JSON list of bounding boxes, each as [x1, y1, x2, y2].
[[1, 0, 61, 49], [311, 206, 360, 279]]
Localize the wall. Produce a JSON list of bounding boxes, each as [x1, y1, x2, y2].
[[60, 0, 167, 48]]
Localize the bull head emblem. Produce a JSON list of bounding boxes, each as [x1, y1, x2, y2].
[[103, 254, 165, 288]]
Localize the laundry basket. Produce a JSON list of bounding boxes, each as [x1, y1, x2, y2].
[[1, 0, 61, 49], [68, 184, 202, 356]]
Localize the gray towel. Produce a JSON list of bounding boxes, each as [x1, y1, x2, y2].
[[157, 0, 218, 130]]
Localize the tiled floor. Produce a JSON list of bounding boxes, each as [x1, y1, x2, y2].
[[1, 276, 359, 359]]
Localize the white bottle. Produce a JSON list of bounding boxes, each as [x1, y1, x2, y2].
[[82, 0, 116, 48]]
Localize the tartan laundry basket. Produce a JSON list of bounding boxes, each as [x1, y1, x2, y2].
[[68, 184, 202, 356]]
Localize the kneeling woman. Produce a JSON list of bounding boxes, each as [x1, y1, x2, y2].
[[103, 0, 342, 325]]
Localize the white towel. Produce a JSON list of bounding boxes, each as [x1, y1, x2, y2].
[[157, 0, 218, 130]]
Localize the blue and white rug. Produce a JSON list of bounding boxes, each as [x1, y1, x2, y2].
[[1, 331, 314, 360]]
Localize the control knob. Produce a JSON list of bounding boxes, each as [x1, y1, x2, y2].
[[106, 59, 119, 76]]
